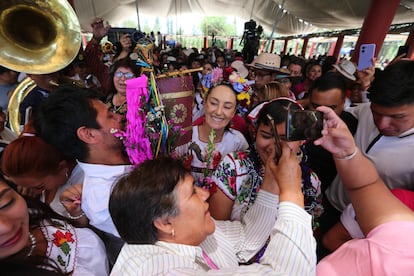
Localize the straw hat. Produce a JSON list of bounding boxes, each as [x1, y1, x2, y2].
[[248, 53, 282, 72], [231, 60, 249, 78], [333, 60, 356, 81]]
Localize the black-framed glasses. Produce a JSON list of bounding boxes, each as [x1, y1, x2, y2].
[[114, 71, 135, 79]]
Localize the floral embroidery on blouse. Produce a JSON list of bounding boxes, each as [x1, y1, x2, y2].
[[40, 219, 77, 273], [52, 230, 75, 266]]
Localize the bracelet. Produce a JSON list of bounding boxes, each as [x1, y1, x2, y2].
[[334, 148, 358, 160], [67, 212, 85, 220]]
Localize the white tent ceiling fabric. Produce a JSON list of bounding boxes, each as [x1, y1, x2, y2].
[[73, 0, 414, 36]]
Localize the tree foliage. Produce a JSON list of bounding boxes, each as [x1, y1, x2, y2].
[[199, 16, 236, 37]]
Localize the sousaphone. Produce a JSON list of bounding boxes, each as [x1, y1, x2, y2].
[[0, 0, 81, 133]]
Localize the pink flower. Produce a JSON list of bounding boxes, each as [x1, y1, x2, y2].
[[237, 151, 248, 160], [228, 176, 236, 190]]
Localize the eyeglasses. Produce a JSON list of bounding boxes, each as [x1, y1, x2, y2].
[[114, 71, 135, 79]]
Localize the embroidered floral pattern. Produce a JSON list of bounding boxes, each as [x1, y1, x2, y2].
[[52, 230, 75, 266], [40, 219, 77, 273], [212, 150, 262, 221]]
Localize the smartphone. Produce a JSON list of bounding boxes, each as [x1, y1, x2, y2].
[[266, 114, 282, 164], [396, 45, 410, 58], [358, 43, 376, 71], [286, 109, 323, 141]]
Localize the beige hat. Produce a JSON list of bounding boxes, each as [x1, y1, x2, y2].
[[249, 53, 282, 72], [231, 60, 249, 78], [333, 60, 356, 81]]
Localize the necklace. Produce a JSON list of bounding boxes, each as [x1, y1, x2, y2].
[[27, 232, 36, 257], [112, 103, 124, 112]]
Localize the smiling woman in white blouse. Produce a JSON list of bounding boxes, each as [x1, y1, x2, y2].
[[0, 177, 108, 275], [109, 155, 316, 275]]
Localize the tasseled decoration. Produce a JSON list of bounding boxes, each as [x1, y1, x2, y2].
[[124, 74, 153, 165]]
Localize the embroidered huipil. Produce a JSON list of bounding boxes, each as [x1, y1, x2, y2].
[[39, 218, 108, 275]]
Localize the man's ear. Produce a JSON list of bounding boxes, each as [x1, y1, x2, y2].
[[77, 126, 99, 144]]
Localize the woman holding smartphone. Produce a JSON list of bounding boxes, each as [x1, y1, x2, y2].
[[209, 98, 322, 235]]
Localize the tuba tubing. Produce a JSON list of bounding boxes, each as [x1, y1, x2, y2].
[[7, 77, 37, 134]]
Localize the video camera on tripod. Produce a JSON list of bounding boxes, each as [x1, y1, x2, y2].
[[241, 20, 263, 63]]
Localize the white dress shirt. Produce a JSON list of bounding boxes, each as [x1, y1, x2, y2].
[[111, 191, 316, 275], [78, 161, 132, 237]]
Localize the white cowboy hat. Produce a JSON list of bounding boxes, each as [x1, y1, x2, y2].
[[248, 53, 282, 72], [333, 60, 356, 81], [231, 60, 249, 78]]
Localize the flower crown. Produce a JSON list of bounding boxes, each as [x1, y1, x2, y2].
[[200, 67, 223, 93], [200, 66, 253, 115], [228, 70, 253, 115]]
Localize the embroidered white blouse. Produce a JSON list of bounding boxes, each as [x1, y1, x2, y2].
[[39, 218, 109, 275]]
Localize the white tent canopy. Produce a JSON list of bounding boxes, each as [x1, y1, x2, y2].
[[73, 0, 414, 36]]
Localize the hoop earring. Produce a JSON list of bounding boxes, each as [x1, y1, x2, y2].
[[171, 228, 175, 237]]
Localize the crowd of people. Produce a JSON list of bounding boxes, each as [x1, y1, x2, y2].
[[1, 15, 414, 275]]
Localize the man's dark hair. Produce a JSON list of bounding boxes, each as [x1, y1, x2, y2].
[[109, 157, 187, 244], [34, 85, 102, 161], [309, 72, 346, 99], [289, 56, 306, 70], [368, 60, 414, 106]]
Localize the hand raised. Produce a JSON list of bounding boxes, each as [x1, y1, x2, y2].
[[314, 106, 356, 158]]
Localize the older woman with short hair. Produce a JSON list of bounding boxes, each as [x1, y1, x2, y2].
[[109, 154, 316, 275]]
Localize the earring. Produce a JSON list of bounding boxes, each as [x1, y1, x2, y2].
[[65, 170, 69, 179], [171, 228, 175, 237]]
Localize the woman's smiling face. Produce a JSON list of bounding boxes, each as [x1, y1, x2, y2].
[[255, 121, 301, 164], [0, 181, 29, 259], [204, 85, 237, 131]]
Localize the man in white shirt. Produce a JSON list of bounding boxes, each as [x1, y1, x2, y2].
[[326, 60, 414, 212], [34, 86, 131, 265]]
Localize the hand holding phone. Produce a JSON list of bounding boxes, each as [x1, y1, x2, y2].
[[267, 114, 282, 164], [358, 43, 376, 71]]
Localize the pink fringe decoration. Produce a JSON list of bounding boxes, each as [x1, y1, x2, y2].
[[124, 75, 153, 165]]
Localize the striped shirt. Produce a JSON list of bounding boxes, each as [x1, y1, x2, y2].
[[111, 191, 316, 275]]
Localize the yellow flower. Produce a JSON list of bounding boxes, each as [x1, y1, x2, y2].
[[237, 92, 251, 105]]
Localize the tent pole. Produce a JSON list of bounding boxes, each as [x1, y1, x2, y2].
[[265, 0, 286, 53], [135, 0, 141, 31]]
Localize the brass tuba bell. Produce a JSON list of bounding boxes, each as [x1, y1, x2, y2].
[[0, 0, 81, 74], [1, 0, 81, 134]]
